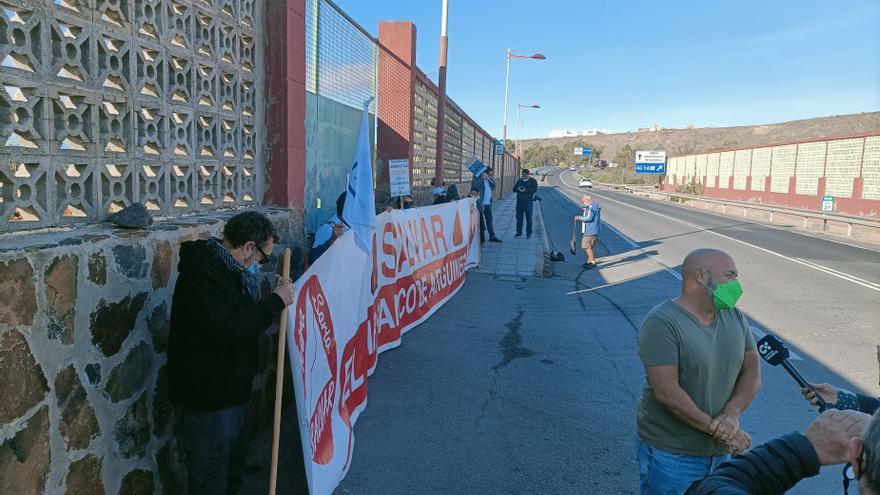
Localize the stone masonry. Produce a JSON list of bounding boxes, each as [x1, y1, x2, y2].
[[0, 207, 306, 494]]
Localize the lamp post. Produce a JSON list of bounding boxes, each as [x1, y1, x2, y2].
[[433, 0, 450, 189], [501, 50, 544, 194], [515, 103, 540, 162]]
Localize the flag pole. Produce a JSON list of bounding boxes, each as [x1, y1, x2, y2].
[[269, 247, 292, 495]]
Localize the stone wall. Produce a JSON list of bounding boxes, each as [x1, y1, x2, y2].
[[0, 208, 305, 494]]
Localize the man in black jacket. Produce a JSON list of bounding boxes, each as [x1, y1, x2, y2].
[[513, 168, 538, 239], [168, 211, 295, 495], [687, 409, 877, 494]]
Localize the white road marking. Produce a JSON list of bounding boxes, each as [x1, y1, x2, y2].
[[554, 176, 683, 282], [586, 189, 880, 293], [750, 325, 802, 361]]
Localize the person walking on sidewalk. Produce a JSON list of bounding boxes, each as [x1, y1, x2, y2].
[[574, 194, 602, 269], [513, 168, 539, 239], [471, 167, 501, 243]]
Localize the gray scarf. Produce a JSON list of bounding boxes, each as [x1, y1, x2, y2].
[[207, 237, 261, 301]]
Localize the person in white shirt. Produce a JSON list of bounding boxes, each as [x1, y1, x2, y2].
[[309, 192, 350, 264], [470, 167, 501, 244]]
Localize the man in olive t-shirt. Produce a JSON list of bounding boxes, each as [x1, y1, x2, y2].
[[636, 249, 761, 495]]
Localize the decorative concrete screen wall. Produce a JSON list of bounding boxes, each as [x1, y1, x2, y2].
[[665, 134, 880, 216], [0, 0, 265, 233]]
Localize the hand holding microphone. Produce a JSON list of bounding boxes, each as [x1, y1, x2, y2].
[[756, 334, 831, 412]]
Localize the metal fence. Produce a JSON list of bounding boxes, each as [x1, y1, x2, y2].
[[0, 0, 265, 232], [304, 0, 378, 232]]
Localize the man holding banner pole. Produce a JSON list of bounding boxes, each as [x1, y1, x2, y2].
[[167, 212, 295, 495]]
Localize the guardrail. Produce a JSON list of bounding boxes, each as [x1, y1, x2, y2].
[[595, 182, 880, 242]]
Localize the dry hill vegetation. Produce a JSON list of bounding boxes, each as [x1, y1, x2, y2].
[[519, 112, 880, 184]]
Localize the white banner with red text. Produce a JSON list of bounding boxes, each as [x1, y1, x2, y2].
[[287, 198, 481, 495]]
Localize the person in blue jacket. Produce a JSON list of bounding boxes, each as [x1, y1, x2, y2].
[[574, 194, 602, 269]]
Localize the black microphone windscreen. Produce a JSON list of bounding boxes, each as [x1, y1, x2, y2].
[[756, 335, 790, 366]]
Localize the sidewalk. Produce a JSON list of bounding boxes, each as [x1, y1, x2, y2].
[[473, 196, 550, 277]]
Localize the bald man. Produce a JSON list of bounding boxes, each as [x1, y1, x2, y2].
[[636, 248, 761, 495]]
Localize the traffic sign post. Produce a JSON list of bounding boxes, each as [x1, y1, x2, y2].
[[494, 140, 504, 156], [573, 147, 592, 156], [821, 195, 834, 212], [634, 150, 666, 174]]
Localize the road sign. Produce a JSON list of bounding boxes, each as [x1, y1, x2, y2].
[[822, 195, 834, 212], [573, 147, 592, 156], [494, 140, 504, 156], [388, 159, 411, 197], [634, 150, 666, 174]]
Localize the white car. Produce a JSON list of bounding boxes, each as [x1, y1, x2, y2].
[[569, 166, 577, 171], [579, 178, 593, 188]]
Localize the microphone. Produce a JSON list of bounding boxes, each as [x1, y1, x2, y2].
[[756, 335, 830, 411]]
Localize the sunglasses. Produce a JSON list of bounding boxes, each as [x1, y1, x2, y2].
[[254, 243, 275, 265]]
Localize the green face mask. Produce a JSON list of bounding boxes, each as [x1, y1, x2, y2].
[[703, 273, 743, 310]]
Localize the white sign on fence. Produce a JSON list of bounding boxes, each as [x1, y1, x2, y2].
[[388, 159, 411, 197]]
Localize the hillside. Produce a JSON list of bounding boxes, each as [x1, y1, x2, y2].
[[519, 112, 880, 163]]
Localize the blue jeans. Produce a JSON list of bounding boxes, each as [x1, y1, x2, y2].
[[637, 438, 730, 495], [181, 403, 250, 495]]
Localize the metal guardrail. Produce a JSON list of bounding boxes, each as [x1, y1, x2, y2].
[[595, 182, 880, 241]]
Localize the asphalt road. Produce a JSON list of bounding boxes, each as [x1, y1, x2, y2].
[[251, 171, 879, 494], [547, 168, 880, 397]]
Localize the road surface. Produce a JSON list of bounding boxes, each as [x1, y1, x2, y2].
[[249, 170, 879, 494]]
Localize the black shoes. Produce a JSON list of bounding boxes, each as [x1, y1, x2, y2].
[[514, 233, 522, 238], [489, 237, 502, 243], [582, 262, 595, 269]]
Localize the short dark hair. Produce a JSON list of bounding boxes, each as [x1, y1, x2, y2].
[[336, 192, 347, 217], [223, 211, 279, 248], [522, 169, 530, 175]]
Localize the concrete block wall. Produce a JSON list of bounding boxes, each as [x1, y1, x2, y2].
[[664, 134, 880, 217], [0, 209, 305, 494]]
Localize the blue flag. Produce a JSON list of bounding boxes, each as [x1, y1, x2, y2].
[[342, 99, 376, 255]]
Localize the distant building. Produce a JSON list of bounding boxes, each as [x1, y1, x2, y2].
[[549, 128, 610, 138]]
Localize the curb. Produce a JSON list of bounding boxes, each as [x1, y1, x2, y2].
[[534, 200, 554, 278]]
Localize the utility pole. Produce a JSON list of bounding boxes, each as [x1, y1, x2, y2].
[[433, 0, 449, 188]]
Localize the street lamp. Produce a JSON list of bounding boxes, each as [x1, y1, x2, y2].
[[500, 50, 545, 194], [515, 104, 540, 161]]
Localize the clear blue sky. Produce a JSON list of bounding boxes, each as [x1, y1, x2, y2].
[[334, 0, 880, 138]]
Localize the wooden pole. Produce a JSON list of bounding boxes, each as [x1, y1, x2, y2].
[[269, 248, 292, 495]]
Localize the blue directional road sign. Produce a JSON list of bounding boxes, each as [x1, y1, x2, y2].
[[634, 150, 666, 174], [494, 140, 504, 156], [574, 147, 592, 156]]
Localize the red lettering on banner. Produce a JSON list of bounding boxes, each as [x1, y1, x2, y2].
[[381, 223, 397, 278], [430, 215, 448, 254], [419, 217, 436, 258], [292, 276, 337, 466]]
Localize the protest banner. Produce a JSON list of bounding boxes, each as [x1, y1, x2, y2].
[[287, 198, 481, 494]]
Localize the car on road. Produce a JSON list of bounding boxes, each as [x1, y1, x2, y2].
[[579, 178, 593, 188], [569, 165, 577, 171]]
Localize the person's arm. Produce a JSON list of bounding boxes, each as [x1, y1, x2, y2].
[[639, 316, 716, 433], [526, 179, 538, 195], [711, 351, 761, 438], [857, 393, 880, 414], [179, 268, 286, 341], [512, 180, 521, 193], [645, 365, 715, 433], [685, 433, 820, 495]]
